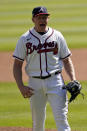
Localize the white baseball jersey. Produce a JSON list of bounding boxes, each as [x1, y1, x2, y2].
[[13, 27, 71, 77]]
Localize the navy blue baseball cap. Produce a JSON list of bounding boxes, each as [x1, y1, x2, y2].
[[32, 6, 50, 17]]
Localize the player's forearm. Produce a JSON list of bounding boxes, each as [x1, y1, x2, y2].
[[13, 62, 24, 88], [63, 57, 76, 81]]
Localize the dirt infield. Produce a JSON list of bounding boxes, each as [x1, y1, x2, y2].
[[0, 127, 78, 131], [0, 127, 58, 131], [0, 49, 87, 82]]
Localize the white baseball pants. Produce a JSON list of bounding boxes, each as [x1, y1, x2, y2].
[[28, 74, 71, 131]]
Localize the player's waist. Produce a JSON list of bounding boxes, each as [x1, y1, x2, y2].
[[32, 70, 61, 79]]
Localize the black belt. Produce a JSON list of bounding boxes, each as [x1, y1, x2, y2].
[[32, 71, 61, 79]]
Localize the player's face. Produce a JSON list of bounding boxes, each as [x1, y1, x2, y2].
[[32, 14, 49, 32]]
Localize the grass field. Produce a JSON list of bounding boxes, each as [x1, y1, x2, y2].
[[0, 82, 87, 131], [0, 0, 87, 130], [0, 0, 87, 51]]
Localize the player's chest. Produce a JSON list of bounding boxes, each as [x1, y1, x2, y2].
[[25, 37, 58, 56]]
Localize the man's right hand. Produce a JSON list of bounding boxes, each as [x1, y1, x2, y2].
[[19, 85, 34, 98], [13, 59, 34, 98]]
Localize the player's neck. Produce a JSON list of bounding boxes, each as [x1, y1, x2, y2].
[[34, 26, 48, 33], [38, 29, 49, 35]]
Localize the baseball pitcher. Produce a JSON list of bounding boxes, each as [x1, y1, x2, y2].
[[13, 6, 79, 131]]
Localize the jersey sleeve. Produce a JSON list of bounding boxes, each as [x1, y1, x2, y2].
[[13, 36, 26, 61], [59, 33, 71, 59]]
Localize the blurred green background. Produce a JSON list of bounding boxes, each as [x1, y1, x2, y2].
[[0, 0, 87, 51]]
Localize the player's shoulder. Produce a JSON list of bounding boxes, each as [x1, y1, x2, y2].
[[22, 30, 30, 38], [53, 28, 63, 37], [50, 27, 64, 41], [18, 30, 31, 42]]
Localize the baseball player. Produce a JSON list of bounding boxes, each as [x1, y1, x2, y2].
[[13, 6, 76, 131]]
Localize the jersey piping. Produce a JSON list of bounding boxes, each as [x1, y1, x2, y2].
[[29, 29, 54, 77], [13, 55, 24, 61], [60, 53, 71, 60], [29, 30, 42, 76], [44, 29, 54, 75]]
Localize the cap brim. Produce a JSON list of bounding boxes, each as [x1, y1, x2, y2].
[[34, 13, 50, 17]]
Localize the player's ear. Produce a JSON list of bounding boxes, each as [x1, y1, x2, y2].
[[48, 16, 50, 19], [32, 17, 35, 23]]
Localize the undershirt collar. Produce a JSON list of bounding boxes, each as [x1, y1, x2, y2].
[[38, 28, 49, 35]]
